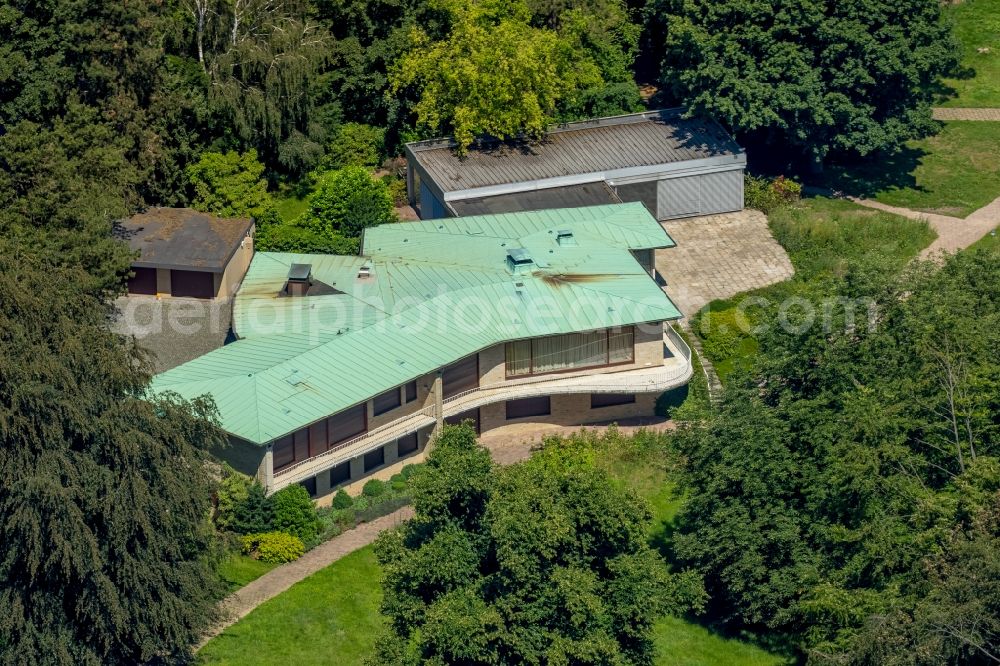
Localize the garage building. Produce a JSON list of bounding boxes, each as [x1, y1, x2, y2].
[[121, 208, 255, 299], [405, 109, 746, 220]]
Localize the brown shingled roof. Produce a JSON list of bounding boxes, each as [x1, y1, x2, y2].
[[118, 208, 254, 272]]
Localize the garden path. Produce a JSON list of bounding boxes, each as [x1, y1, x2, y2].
[[932, 107, 1000, 120], [197, 507, 414, 650], [848, 194, 1000, 258]]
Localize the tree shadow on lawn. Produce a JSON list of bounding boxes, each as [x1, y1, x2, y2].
[[817, 144, 930, 200]]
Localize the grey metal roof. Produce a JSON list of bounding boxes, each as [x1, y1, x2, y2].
[[447, 181, 620, 216], [408, 109, 744, 195], [118, 208, 254, 272]]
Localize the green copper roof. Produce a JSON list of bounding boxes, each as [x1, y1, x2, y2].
[[150, 203, 680, 445]]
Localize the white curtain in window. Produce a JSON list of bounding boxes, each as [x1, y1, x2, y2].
[[532, 330, 607, 374], [505, 339, 532, 376], [608, 326, 635, 364]]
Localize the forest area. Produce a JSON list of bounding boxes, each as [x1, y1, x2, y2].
[[2, 0, 997, 664]]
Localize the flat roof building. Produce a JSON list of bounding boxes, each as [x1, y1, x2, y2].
[[406, 109, 746, 220], [151, 203, 693, 499], [120, 208, 255, 299]]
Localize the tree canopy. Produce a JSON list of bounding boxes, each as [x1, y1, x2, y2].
[[672, 247, 1000, 662], [0, 240, 227, 664], [652, 0, 960, 165], [373, 424, 704, 664]]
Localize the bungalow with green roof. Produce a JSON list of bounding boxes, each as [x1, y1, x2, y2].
[[150, 203, 692, 498]]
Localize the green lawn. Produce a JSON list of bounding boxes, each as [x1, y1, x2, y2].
[[274, 193, 310, 223], [694, 197, 936, 381], [824, 121, 1000, 217], [199, 547, 384, 665], [940, 0, 1000, 108], [654, 617, 790, 666], [217, 554, 279, 592]]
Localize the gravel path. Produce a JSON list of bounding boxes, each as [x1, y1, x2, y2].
[[932, 107, 1000, 121]]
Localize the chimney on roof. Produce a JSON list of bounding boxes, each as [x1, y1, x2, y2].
[[286, 263, 312, 297], [357, 263, 372, 280]]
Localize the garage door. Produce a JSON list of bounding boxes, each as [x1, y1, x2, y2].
[[657, 175, 702, 219], [127, 267, 157, 295], [170, 270, 215, 298]]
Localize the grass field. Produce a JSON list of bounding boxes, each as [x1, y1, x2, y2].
[[217, 554, 279, 592], [694, 197, 935, 381], [274, 193, 310, 223], [940, 0, 1000, 108], [824, 121, 1000, 217]]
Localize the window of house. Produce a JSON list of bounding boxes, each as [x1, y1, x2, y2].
[[442, 355, 479, 398], [397, 432, 419, 456], [373, 387, 402, 416], [293, 429, 309, 462], [327, 403, 367, 446], [405, 380, 418, 403], [505, 396, 551, 420], [330, 462, 350, 486], [300, 476, 317, 497], [308, 420, 327, 458], [504, 326, 635, 377], [273, 435, 295, 471], [591, 393, 636, 408], [363, 447, 384, 472]]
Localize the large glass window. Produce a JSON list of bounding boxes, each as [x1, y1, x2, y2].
[[505, 326, 635, 377]]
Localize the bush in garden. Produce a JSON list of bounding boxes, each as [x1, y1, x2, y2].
[[744, 174, 801, 214], [399, 464, 419, 480], [229, 482, 274, 535], [241, 532, 305, 564], [331, 489, 354, 509], [362, 479, 388, 498], [303, 166, 396, 239], [215, 465, 252, 530], [271, 484, 320, 543], [323, 122, 385, 170], [698, 307, 749, 361]]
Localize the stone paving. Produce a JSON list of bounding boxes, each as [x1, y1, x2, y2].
[[657, 209, 795, 317], [112, 295, 233, 372], [932, 107, 1000, 121], [198, 507, 415, 650]]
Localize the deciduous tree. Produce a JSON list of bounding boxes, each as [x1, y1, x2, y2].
[[650, 0, 960, 167], [373, 424, 704, 665]]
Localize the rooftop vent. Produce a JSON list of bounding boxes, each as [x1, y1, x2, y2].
[[286, 263, 312, 297], [555, 229, 576, 247], [506, 248, 534, 274], [357, 263, 372, 280]]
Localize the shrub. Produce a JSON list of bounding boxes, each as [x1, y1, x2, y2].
[[399, 464, 419, 480], [362, 479, 388, 498], [255, 219, 360, 254], [215, 465, 251, 530], [271, 485, 320, 543], [229, 482, 273, 535], [304, 166, 396, 239], [697, 307, 748, 361], [381, 175, 408, 207], [331, 489, 354, 510], [323, 122, 385, 170], [744, 174, 802, 214], [241, 532, 305, 564]]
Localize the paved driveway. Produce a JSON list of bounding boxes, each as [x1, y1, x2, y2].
[[657, 210, 794, 317], [112, 296, 233, 372]]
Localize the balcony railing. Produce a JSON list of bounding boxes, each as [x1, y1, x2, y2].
[[270, 323, 692, 491]]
